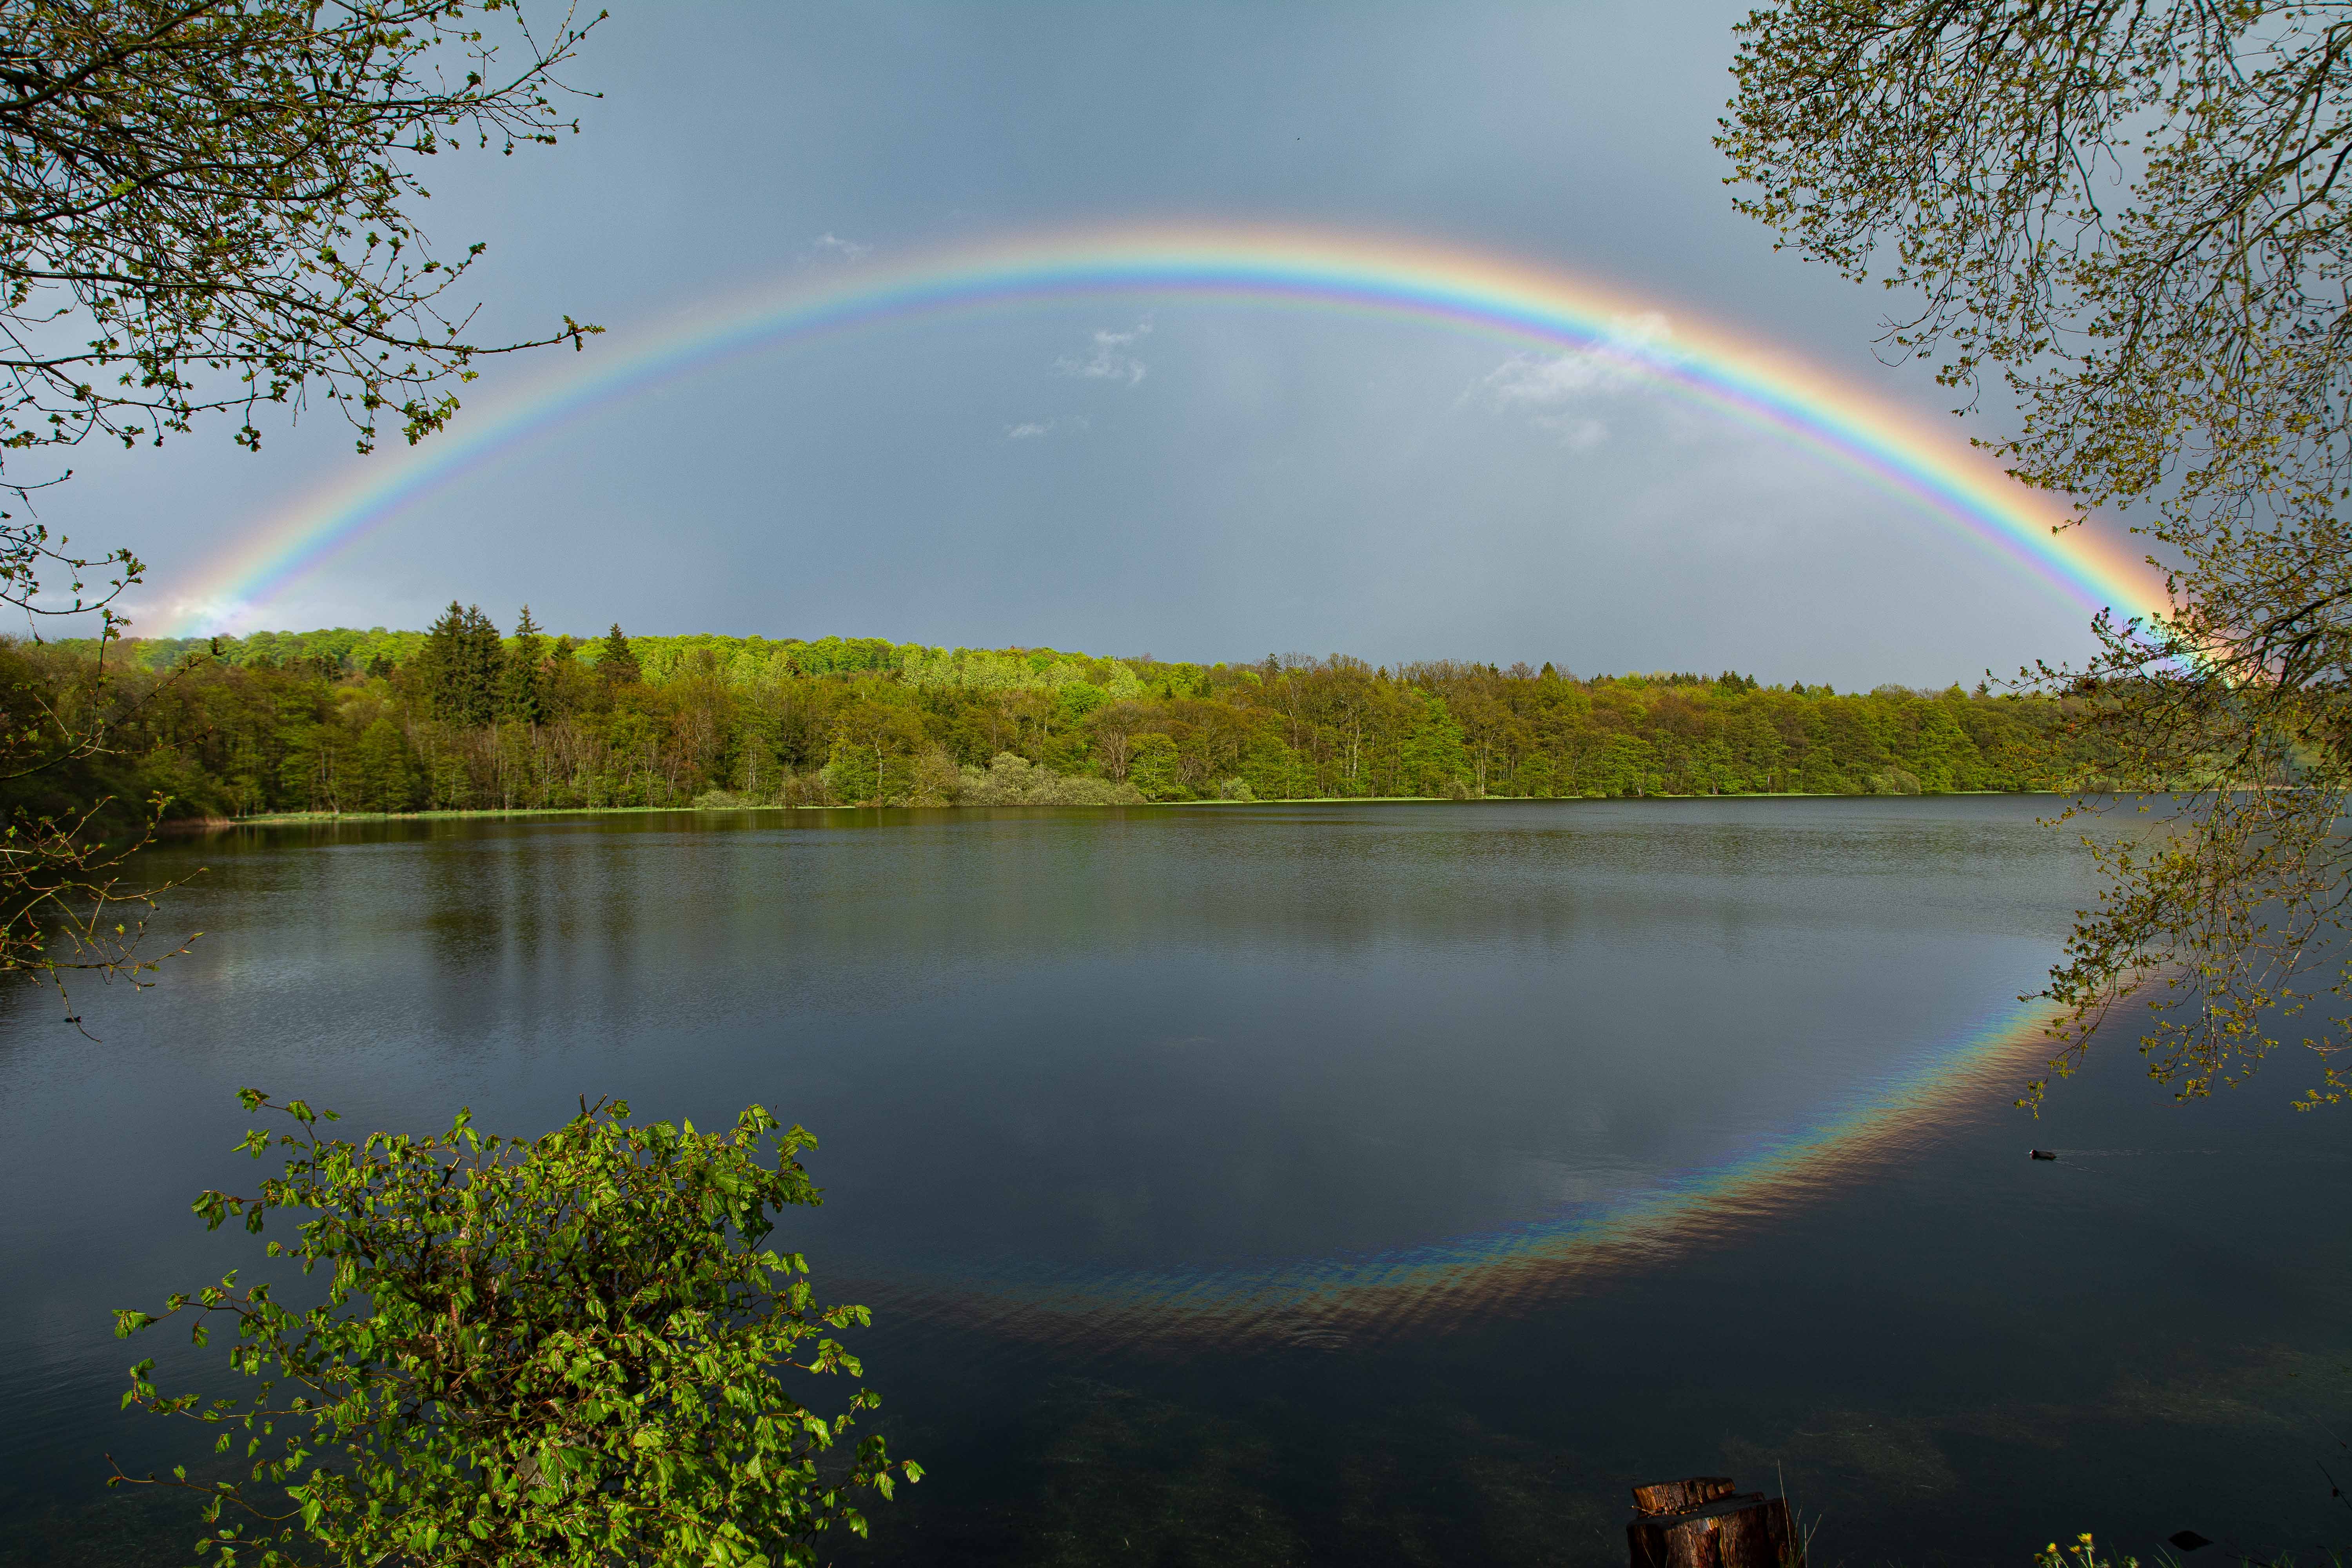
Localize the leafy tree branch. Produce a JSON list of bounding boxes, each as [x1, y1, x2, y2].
[[0, 0, 604, 1001], [1723, 0, 2352, 1106]]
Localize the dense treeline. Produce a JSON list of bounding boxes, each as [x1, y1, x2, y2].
[[20, 605, 2101, 820]]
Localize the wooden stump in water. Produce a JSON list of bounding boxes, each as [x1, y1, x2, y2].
[[1627, 1476, 1800, 1568], [1632, 1479, 1737, 1516]]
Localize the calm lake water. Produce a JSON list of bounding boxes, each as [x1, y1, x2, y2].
[[0, 797, 2344, 1566]]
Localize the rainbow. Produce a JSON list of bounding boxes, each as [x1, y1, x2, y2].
[[159, 222, 2168, 635], [863, 993, 2069, 1347]]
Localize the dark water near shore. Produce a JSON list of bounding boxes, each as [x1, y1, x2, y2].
[[0, 797, 2344, 1565]]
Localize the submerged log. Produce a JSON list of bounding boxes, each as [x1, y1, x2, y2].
[[1628, 1477, 1800, 1568]]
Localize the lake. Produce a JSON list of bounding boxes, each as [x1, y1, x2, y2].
[[1, 797, 2343, 1565]]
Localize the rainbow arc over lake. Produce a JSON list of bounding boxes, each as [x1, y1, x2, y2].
[[163, 221, 2167, 635]]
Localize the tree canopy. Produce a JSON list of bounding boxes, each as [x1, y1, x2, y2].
[[11, 622, 2107, 817], [1722, 0, 2352, 1107], [0, 1, 602, 998]]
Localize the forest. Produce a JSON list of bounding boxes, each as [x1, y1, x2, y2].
[[10, 604, 2103, 824]]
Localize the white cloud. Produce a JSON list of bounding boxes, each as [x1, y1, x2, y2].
[[1056, 317, 1152, 385], [137, 593, 265, 638], [810, 232, 871, 261], [1551, 416, 1610, 451], [1473, 312, 1678, 446], [1004, 416, 1093, 441]]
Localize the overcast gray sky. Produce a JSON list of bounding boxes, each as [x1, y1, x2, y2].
[[73, 2, 2148, 686]]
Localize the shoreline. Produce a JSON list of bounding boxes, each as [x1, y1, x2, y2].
[[183, 789, 2078, 829]]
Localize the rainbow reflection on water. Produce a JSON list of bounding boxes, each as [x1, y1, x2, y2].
[[872, 997, 2063, 1348]]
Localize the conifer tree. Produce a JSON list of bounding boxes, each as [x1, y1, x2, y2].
[[463, 606, 508, 728], [544, 634, 588, 719], [417, 603, 505, 728], [414, 602, 467, 722], [501, 606, 547, 725], [598, 624, 642, 686]]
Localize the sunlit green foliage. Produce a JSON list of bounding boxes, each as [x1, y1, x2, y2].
[[113, 1092, 918, 1568], [21, 626, 2100, 817]]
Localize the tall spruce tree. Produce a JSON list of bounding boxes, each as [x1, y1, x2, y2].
[[418, 603, 505, 728], [597, 624, 642, 686], [544, 634, 588, 719], [414, 603, 466, 722], [501, 606, 547, 725], [463, 607, 508, 727]]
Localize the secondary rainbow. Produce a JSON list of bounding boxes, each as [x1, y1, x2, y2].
[[159, 222, 2167, 635]]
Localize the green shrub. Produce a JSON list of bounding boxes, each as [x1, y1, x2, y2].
[[113, 1093, 917, 1566]]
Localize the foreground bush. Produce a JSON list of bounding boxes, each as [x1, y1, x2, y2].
[[113, 1093, 916, 1566]]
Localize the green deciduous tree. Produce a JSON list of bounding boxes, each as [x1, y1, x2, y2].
[[0, 634, 194, 1000], [1721, 0, 2352, 1106], [1125, 731, 1182, 800], [112, 1091, 919, 1568], [0, 0, 603, 1000], [823, 693, 924, 804], [352, 716, 420, 813]]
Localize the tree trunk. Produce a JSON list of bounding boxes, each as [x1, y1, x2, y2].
[[1627, 1477, 1798, 1568]]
